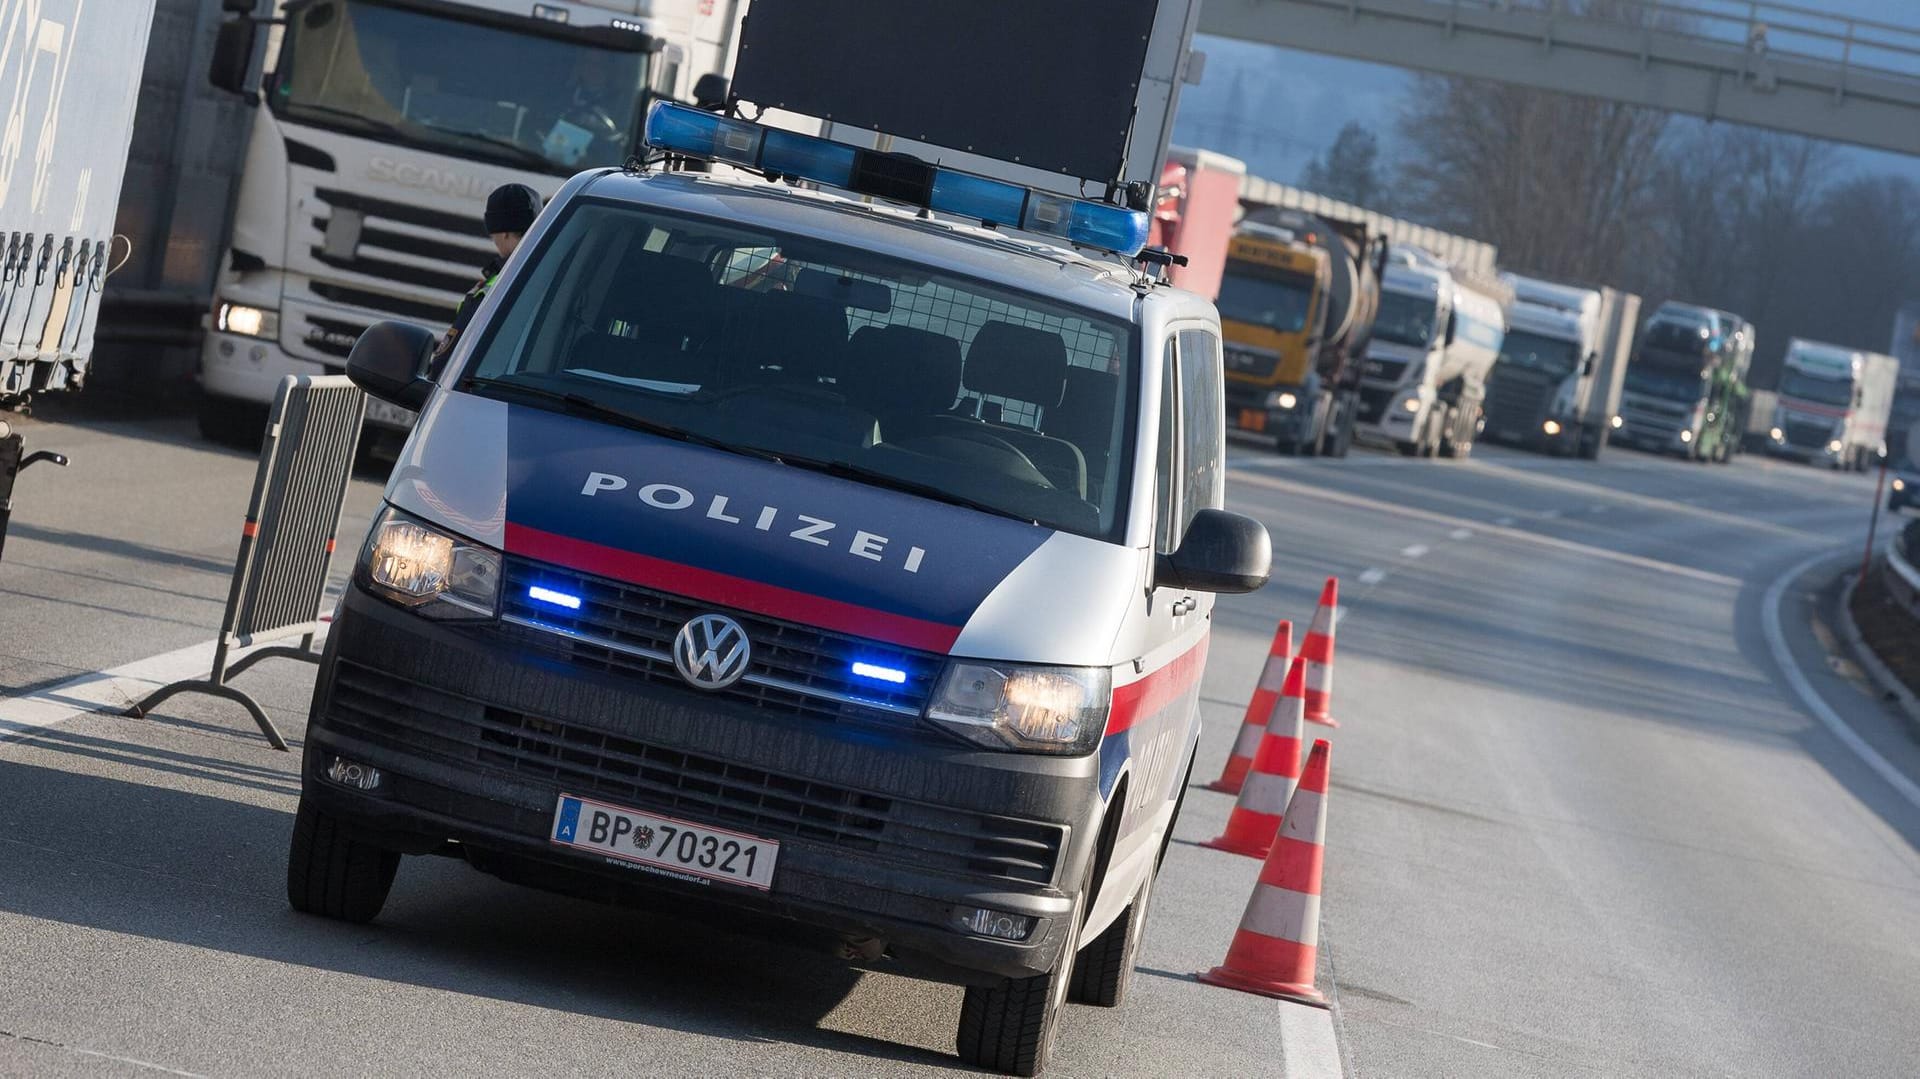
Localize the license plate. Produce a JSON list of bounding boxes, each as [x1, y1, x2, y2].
[[363, 398, 417, 429], [550, 793, 778, 890], [1237, 408, 1266, 432]]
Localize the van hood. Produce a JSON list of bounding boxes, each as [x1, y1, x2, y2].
[[385, 393, 1078, 656]]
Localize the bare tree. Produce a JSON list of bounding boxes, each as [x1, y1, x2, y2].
[[1301, 122, 1389, 210]]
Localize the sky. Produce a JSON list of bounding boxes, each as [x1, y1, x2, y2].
[[1171, 0, 1920, 189]]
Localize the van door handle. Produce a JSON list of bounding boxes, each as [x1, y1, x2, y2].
[[1171, 596, 1197, 616]]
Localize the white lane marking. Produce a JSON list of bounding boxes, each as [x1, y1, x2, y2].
[[1400, 544, 1429, 559], [1449, 528, 1474, 541], [1358, 568, 1388, 586], [1231, 469, 1741, 587], [1494, 516, 1516, 527], [0, 635, 317, 742], [1277, 1000, 1343, 1078], [1539, 509, 1563, 519], [1762, 550, 1920, 812]]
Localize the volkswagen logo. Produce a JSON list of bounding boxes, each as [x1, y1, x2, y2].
[[672, 614, 751, 690]]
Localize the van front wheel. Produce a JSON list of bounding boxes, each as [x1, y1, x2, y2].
[[957, 899, 1083, 1076], [1069, 864, 1157, 1008], [287, 799, 401, 924]]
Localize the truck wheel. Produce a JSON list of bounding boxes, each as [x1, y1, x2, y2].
[[1327, 410, 1354, 458], [287, 799, 401, 924], [1395, 440, 1420, 457], [957, 897, 1083, 1076], [197, 394, 268, 450], [1068, 865, 1156, 1008]]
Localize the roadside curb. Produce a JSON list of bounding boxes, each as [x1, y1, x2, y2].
[[1833, 570, 1920, 743]]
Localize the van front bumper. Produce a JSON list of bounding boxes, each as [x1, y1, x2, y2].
[[302, 586, 1102, 986]]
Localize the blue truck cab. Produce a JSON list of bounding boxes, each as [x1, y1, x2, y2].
[[294, 105, 1271, 1075]]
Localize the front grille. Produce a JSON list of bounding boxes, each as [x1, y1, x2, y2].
[[325, 660, 1063, 884], [311, 281, 457, 325], [499, 558, 942, 728], [302, 187, 492, 326], [1357, 384, 1395, 424], [1223, 345, 1279, 380], [1783, 418, 1831, 449], [1485, 371, 1553, 430], [300, 315, 365, 360]]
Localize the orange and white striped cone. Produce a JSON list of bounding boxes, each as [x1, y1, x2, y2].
[[1202, 656, 1307, 858], [1301, 578, 1339, 728], [1198, 738, 1331, 1008], [1207, 620, 1292, 795]]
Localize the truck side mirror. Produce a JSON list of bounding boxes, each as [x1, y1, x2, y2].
[[208, 18, 258, 96], [692, 73, 730, 111], [347, 321, 437, 411], [1443, 312, 1457, 346], [1155, 509, 1272, 594], [1583, 352, 1597, 376]]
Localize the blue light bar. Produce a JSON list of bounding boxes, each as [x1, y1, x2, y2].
[[850, 660, 908, 685], [644, 102, 1151, 258], [528, 585, 582, 610]]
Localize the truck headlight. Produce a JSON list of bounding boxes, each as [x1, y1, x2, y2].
[[1611, 415, 1623, 429], [1270, 392, 1298, 410], [1770, 427, 1784, 442], [927, 662, 1110, 754], [1828, 440, 1843, 453], [1542, 420, 1562, 436], [216, 301, 279, 339], [1401, 397, 1421, 413], [358, 507, 500, 619], [1679, 430, 1693, 443], [1893, 478, 1906, 492]]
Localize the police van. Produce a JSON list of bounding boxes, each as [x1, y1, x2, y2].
[[299, 101, 1269, 1076]]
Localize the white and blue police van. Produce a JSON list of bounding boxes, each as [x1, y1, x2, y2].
[[295, 101, 1270, 1075]]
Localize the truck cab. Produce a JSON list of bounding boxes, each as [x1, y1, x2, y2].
[[1218, 224, 1329, 451], [1484, 276, 1636, 459], [1767, 339, 1897, 471], [1617, 303, 1750, 463], [296, 104, 1270, 1077], [1356, 257, 1506, 458]]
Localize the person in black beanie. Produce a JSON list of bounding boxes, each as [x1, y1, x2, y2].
[[431, 183, 543, 370]]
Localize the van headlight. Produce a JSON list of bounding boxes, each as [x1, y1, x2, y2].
[[927, 662, 1110, 754], [358, 507, 500, 619]]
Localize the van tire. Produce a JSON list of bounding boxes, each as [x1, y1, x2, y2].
[[1068, 865, 1156, 1008], [287, 799, 401, 924], [957, 901, 1082, 1077]]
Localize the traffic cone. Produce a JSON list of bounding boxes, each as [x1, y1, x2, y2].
[[1207, 620, 1291, 794], [1202, 656, 1307, 858], [1301, 578, 1340, 728], [1198, 738, 1331, 1008]]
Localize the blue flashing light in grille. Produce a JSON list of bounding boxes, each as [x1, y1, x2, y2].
[[850, 660, 908, 685], [527, 585, 582, 610], [644, 101, 1151, 258]]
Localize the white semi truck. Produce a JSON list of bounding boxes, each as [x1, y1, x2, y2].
[[1482, 275, 1639, 459], [195, 0, 743, 445], [0, 0, 159, 557], [1765, 339, 1899, 470], [1355, 250, 1509, 459]]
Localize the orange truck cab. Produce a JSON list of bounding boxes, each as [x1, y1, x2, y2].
[[1218, 225, 1330, 453]]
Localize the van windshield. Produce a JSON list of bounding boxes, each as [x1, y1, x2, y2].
[[463, 199, 1138, 541]]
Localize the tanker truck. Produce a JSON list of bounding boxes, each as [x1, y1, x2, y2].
[[1355, 249, 1509, 459]]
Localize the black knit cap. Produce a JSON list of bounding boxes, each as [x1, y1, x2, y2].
[[484, 183, 542, 235]]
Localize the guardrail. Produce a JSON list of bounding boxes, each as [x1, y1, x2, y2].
[[1887, 519, 1920, 624]]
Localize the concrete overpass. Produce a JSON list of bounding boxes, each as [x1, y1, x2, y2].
[[1198, 0, 1920, 157]]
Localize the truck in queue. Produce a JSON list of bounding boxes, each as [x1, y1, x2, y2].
[[1147, 147, 1246, 302], [1763, 339, 1898, 470], [1355, 250, 1509, 458], [1219, 209, 1384, 457], [1615, 303, 1753, 463], [1482, 275, 1639, 459], [293, 5, 1266, 1073], [1, 0, 160, 553], [192, 0, 743, 446]]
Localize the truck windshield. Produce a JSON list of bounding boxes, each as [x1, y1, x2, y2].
[[1498, 330, 1580, 379], [1642, 320, 1712, 359], [272, 0, 653, 175], [1624, 363, 1706, 402], [1372, 291, 1437, 349], [463, 199, 1137, 542], [1778, 368, 1854, 407], [1215, 270, 1313, 334]]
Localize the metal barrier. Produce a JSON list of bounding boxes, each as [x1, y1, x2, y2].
[[1887, 521, 1920, 624], [128, 375, 366, 750]]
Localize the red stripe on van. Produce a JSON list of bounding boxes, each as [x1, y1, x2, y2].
[[1106, 634, 1210, 735], [504, 522, 963, 653]]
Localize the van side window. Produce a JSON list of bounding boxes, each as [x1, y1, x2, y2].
[[1176, 328, 1224, 531], [1154, 338, 1180, 554]]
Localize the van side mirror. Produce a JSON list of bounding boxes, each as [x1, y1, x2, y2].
[[347, 321, 437, 411], [1155, 509, 1271, 594], [208, 18, 258, 96]]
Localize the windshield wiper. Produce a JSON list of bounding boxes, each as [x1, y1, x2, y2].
[[431, 128, 558, 172], [282, 102, 412, 141], [465, 378, 782, 462], [778, 455, 1040, 526]]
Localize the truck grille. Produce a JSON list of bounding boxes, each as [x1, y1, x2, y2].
[[1223, 345, 1280, 380], [497, 558, 942, 728], [324, 659, 1063, 885], [1783, 418, 1831, 449], [305, 187, 491, 324], [1357, 384, 1395, 424], [1485, 370, 1553, 431]]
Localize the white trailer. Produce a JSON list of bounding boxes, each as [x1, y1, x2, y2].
[[1483, 275, 1638, 459], [1768, 339, 1900, 470], [0, 0, 157, 410], [195, 0, 742, 445], [1356, 251, 1508, 459]]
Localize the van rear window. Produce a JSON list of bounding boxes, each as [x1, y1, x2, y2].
[[462, 200, 1138, 542]]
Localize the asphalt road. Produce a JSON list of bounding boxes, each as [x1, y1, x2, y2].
[[3, 402, 1917, 1077]]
